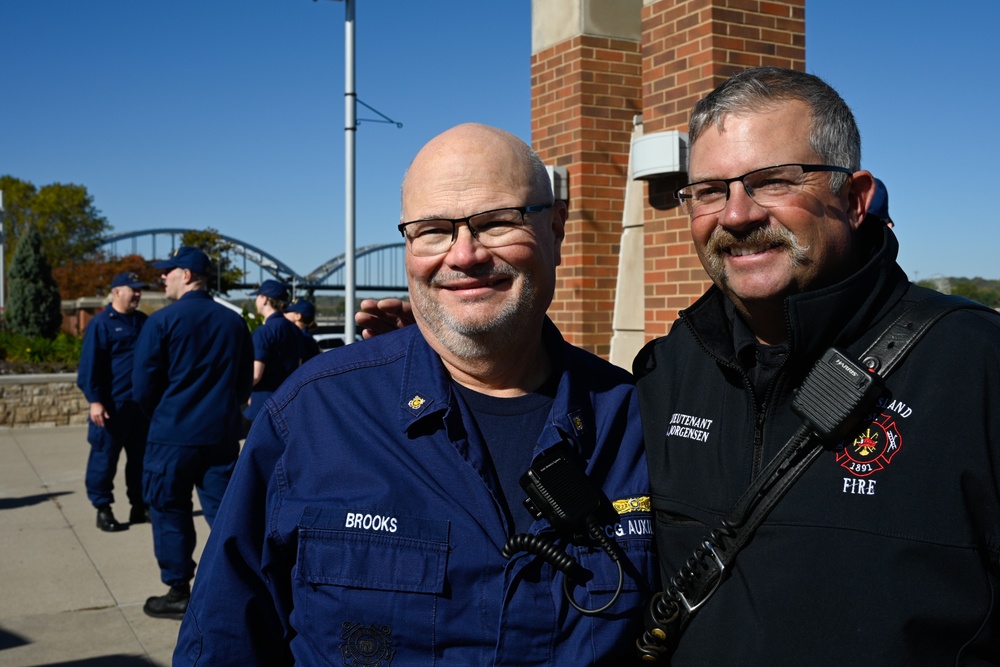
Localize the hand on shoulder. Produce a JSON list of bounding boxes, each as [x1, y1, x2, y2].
[[355, 298, 414, 339]]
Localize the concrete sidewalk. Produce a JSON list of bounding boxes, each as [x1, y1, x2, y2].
[[0, 425, 208, 666]]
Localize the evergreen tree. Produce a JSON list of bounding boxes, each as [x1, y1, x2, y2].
[[6, 226, 63, 339]]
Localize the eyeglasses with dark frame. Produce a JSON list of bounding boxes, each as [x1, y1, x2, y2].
[[398, 203, 553, 257], [673, 163, 854, 217]]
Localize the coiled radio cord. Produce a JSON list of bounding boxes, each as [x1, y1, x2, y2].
[[502, 515, 624, 615]]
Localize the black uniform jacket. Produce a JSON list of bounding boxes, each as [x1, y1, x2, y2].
[[634, 222, 1000, 665]]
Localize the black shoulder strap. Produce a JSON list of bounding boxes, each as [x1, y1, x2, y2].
[[860, 293, 994, 376], [637, 293, 993, 663]]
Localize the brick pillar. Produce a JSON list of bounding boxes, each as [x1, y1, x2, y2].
[[530, 0, 805, 353], [531, 0, 644, 356], [639, 0, 805, 338]]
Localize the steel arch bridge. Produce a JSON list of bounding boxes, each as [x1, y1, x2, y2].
[[99, 228, 407, 292]]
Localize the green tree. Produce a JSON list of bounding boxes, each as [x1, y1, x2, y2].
[[179, 228, 244, 295], [949, 280, 1000, 308], [0, 175, 111, 272], [5, 226, 62, 339], [916, 277, 1000, 308]]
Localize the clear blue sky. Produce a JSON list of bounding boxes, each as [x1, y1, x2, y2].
[[3, 1, 998, 284]]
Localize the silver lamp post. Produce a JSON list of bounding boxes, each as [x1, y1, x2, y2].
[[316, 0, 356, 344], [343, 0, 356, 344]]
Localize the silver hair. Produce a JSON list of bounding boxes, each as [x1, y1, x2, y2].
[[523, 142, 554, 203], [688, 67, 860, 191]]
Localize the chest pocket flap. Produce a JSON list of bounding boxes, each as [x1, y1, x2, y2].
[[296, 506, 450, 595]]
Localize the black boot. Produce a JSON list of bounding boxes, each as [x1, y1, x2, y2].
[[129, 504, 150, 524], [143, 584, 190, 620], [96, 505, 128, 532]]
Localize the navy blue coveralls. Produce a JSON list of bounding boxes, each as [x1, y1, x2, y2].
[[175, 320, 658, 666], [297, 328, 320, 364], [133, 290, 253, 588], [76, 304, 149, 510], [244, 312, 300, 423]]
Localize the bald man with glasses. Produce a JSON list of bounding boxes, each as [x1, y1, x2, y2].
[[175, 123, 657, 665]]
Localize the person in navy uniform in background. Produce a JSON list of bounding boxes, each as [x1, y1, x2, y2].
[[244, 279, 300, 429], [283, 296, 321, 363], [77, 271, 150, 532], [132, 246, 254, 619], [174, 123, 656, 665]]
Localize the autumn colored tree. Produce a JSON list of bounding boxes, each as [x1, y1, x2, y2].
[[6, 226, 62, 338], [52, 253, 162, 299]]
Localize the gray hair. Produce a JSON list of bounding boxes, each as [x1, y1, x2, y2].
[[523, 142, 554, 202], [688, 67, 860, 190]]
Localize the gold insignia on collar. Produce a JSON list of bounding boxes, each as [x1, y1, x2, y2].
[[613, 496, 650, 515], [407, 395, 426, 410]]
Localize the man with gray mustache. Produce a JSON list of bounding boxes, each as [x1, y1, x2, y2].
[[634, 66, 1000, 664]]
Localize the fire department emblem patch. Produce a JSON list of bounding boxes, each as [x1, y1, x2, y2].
[[836, 412, 902, 477], [340, 622, 395, 667]]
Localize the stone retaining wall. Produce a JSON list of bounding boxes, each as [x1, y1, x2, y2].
[[0, 374, 89, 427]]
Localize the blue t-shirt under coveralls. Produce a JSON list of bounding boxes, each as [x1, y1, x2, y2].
[[175, 319, 657, 666]]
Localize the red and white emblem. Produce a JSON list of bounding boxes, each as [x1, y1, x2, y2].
[[836, 412, 902, 477]]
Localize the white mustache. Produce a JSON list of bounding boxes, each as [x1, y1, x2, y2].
[[429, 266, 517, 288], [706, 225, 798, 256]]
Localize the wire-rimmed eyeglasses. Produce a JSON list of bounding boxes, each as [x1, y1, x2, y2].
[[398, 203, 553, 257], [674, 163, 854, 217]]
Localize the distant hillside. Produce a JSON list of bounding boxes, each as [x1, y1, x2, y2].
[[915, 277, 1000, 308]]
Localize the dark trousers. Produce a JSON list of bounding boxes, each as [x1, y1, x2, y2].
[[85, 401, 148, 509], [142, 440, 239, 587]]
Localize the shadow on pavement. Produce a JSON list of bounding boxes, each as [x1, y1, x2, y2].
[[33, 658, 158, 666], [0, 626, 29, 649], [0, 491, 73, 511]]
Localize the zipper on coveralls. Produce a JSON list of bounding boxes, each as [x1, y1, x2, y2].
[[749, 304, 795, 478]]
